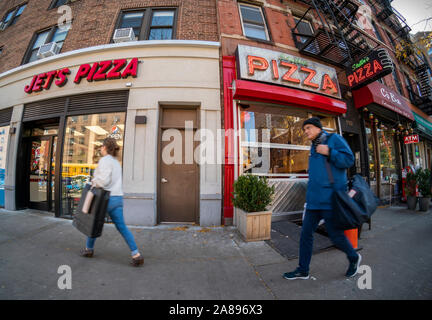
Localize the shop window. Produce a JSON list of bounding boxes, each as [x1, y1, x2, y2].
[[61, 112, 125, 218], [238, 3, 269, 41], [0, 125, 10, 207], [239, 105, 336, 177], [1, 3, 26, 29], [116, 8, 176, 41], [23, 26, 69, 64]]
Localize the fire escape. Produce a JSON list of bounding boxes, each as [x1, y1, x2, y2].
[[291, 0, 378, 68], [373, 0, 432, 114]]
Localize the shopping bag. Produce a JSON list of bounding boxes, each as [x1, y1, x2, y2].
[[73, 184, 110, 238]]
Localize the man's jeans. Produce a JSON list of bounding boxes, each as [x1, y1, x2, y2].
[[298, 209, 358, 273], [86, 196, 139, 256]]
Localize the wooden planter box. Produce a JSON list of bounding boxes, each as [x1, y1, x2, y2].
[[235, 208, 272, 242]]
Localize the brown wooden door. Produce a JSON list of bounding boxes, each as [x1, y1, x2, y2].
[[159, 108, 198, 223]]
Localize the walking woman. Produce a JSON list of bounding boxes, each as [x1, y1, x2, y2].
[[80, 137, 144, 267]]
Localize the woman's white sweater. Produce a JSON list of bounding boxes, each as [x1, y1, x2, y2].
[[92, 155, 123, 196]]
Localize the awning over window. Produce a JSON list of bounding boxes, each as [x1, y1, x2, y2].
[[352, 81, 414, 121], [232, 79, 347, 115], [413, 111, 432, 139]]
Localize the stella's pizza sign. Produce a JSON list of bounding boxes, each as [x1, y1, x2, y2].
[[237, 45, 341, 99], [24, 58, 138, 94]]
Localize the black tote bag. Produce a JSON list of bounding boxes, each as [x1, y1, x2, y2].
[[73, 184, 110, 238], [324, 160, 364, 230]]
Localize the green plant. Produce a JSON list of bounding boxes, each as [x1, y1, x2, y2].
[[232, 174, 275, 213], [404, 171, 417, 197], [416, 168, 432, 198]]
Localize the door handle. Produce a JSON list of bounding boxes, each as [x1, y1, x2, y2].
[[161, 178, 168, 183]]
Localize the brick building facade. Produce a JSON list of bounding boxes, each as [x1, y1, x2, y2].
[[0, 0, 218, 73]]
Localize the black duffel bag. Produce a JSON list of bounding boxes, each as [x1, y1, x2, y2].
[[73, 183, 110, 238], [325, 160, 376, 230]]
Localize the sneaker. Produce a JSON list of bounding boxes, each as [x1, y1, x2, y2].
[[130, 254, 144, 267], [346, 253, 362, 277], [283, 268, 310, 280], [80, 248, 94, 258]]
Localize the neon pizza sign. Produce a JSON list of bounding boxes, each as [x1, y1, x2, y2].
[[346, 49, 393, 90]]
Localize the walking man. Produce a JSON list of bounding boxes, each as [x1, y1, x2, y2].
[[283, 117, 361, 280]]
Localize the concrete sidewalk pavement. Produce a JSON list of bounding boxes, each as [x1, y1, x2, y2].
[[0, 206, 431, 300]]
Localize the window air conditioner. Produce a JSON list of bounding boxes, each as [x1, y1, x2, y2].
[[113, 28, 135, 43], [37, 42, 61, 59]]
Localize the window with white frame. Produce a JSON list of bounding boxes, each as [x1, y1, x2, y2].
[[238, 3, 269, 41], [238, 104, 337, 177]]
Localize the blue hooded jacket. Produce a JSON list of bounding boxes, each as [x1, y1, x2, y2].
[[306, 130, 354, 210]]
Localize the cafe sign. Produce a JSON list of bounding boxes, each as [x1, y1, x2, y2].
[[237, 45, 341, 99], [404, 134, 419, 144], [24, 58, 139, 94], [346, 48, 393, 90]]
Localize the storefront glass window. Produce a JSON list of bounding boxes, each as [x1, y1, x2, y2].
[[61, 112, 125, 218], [0, 125, 9, 207], [377, 127, 400, 200], [239, 106, 336, 177], [365, 123, 377, 195]]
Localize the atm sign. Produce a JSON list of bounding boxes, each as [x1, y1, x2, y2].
[[404, 134, 419, 144]]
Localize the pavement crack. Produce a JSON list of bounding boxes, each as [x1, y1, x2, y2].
[[231, 239, 279, 300]]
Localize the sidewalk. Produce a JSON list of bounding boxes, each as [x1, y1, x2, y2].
[[0, 206, 431, 300]]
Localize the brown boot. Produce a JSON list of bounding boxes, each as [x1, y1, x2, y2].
[[80, 248, 94, 258], [131, 254, 144, 267]]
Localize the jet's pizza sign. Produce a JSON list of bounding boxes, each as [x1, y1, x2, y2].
[[237, 45, 341, 99], [24, 58, 138, 94], [346, 49, 393, 90]]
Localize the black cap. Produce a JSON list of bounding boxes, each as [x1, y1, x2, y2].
[[303, 117, 322, 129]]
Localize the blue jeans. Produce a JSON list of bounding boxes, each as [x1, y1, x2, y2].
[[298, 209, 358, 273], [86, 196, 139, 256]]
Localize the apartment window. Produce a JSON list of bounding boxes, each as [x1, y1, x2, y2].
[[116, 8, 176, 41], [239, 3, 269, 41], [386, 30, 396, 49], [1, 3, 26, 29], [371, 20, 383, 42], [23, 26, 69, 64], [49, 0, 68, 9], [392, 68, 403, 95], [293, 17, 314, 44]]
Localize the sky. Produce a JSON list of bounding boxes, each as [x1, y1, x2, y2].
[[391, 0, 432, 34]]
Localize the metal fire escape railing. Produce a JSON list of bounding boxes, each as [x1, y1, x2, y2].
[[370, 0, 432, 113], [290, 0, 378, 68], [372, 0, 411, 41]]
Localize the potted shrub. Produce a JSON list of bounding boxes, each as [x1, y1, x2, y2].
[[416, 168, 431, 212], [232, 174, 275, 242], [405, 171, 418, 210]]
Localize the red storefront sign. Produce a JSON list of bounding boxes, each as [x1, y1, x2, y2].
[[404, 134, 419, 144], [24, 58, 138, 94], [352, 81, 414, 120], [237, 45, 341, 99]]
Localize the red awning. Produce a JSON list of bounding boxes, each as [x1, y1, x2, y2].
[[352, 81, 414, 121], [232, 79, 347, 115]]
